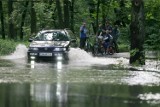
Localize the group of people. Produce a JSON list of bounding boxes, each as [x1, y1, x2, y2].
[[79, 20, 120, 53]]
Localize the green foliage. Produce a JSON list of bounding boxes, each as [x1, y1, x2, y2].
[[0, 0, 160, 52], [118, 44, 129, 52], [116, 26, 130, 52], [0, 39, 18, 55], [144, 33, 160, 50], [144, 0, 160, 50], [130, 48, 139, 57], [34, 3, 55, 30]]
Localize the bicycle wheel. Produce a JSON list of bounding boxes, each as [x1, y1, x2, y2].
[[85, 42, 89, 52], [92, 45, 99, 56], [108, 46, 115, 55]]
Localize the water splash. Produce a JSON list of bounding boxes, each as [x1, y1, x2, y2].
[[69, 48, 129, 66], [138, 93, 160, 104], [144, 60, 160, 71], [1, 44, 159, 71], [1, 44, 28, 60], [122, 71, 160, 86], [0, 44, 128, 66], [68, 48, 160, 72]]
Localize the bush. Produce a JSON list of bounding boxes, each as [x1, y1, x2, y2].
[[0, 39, 19, 55], [118, 44, 129, 52]]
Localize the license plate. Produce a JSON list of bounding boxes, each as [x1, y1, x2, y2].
[[39, 53, 52, 56]]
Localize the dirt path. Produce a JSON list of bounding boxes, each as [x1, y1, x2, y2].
[[108, 52, 130, 58]]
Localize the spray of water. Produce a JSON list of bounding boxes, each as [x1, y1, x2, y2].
[[1, 44, 28, 60], [69, 48, 129, 66], [1, 44, 159, 71]]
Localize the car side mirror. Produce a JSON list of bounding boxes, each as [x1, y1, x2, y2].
[[28, 38, 33, 42]]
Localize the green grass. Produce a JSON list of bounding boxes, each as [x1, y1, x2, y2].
[[0, 39, 27, 56], [118, 44, 129, 52]]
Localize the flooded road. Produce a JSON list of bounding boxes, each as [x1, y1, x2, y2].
[[0, 44, 160, 107]]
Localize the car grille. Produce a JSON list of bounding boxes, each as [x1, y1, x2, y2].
[[38, 47, 53, 52]]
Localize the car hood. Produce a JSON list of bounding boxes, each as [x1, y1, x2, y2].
[[29, 41, 70, 47]]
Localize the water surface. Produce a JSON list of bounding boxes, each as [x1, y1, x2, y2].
[[0, 44, 160, 107]]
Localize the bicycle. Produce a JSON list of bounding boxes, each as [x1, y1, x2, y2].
[[84, 36, 94, 52], [92, 36, 115, 56]]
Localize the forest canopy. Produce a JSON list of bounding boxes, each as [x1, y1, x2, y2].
[[0, 0, 160, 51]]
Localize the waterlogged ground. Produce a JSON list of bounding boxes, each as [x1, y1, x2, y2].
[[0, 44, 160, 107]]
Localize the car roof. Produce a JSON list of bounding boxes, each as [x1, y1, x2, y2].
[[38, 29, 65, 33], [37, 29, 69, 36]]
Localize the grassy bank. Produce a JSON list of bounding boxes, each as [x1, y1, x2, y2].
[[0, 39, 27, 56]]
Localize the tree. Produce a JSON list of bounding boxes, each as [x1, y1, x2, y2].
[[130, 0, 145, 65], [56, 0, 63, 28], [31, 0, 37, 35], [20, 1, 29, 40], [63, 0, 70, 28], [114, 0, 129, 27], [87, 0, 97, 34], [96, 0, 100, 31], [70, 0, 75, 32], [8, 0, 15, 39], [0, 1, 5, 39]]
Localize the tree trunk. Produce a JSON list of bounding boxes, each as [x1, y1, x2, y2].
[[52, 7, 57, 28], [130, 0, 145, 65], [0, 1, 5, 39], [20, 1, 29, 40], [96, 0, 100, 32], [70, 0, 74, 32], [101, 4, 106, 24], [31, 0, 37, 35], [63, 0, 70, 28], [56, 0, 63, 28], [8, 0, 15, 39]]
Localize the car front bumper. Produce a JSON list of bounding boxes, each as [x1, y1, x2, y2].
[[27, 51, 68, 60]]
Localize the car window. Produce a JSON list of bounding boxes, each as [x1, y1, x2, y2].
[[53, 32, 69, 41], [66, 29, 76, 39], [34, 32, 53, 41], [34, 31, 70, 41]]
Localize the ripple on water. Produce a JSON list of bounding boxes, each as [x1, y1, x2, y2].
[[138, 93, 160, 104]]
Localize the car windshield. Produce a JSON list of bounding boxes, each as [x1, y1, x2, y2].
[[34, 31, 70, 41]]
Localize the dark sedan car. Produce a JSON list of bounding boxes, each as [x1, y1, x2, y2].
[[27, 29, 76, 61]]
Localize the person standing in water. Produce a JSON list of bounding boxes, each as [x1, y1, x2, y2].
[[79, 22, 87, 49]]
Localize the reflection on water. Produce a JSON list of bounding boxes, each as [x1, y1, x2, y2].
[[30, 60, 35, 69], [56, 61, 68, 107], [0, 83, 160, 107], [30, 83, 56, 104]]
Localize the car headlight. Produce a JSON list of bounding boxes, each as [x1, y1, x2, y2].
[[54, 48, 66, 51], [62, 48, 66, 51], [29, 47, 39, 51]]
